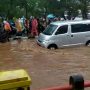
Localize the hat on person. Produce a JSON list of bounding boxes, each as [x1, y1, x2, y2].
[[3, 20, 7, 24]]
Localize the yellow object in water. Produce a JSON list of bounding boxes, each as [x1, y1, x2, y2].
[[0, 69, 31, 90]]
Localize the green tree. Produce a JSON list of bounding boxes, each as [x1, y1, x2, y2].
[[0, 0, 89, 19], [78, 0, 90, 19]]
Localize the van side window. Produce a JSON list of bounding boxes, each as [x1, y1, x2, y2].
[[71, 24, 90, 33], [55, 25, 68, 35], [85, 24, 90, 31]]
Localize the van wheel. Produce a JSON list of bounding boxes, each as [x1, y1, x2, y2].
[[48, 44, 58, 50], [86, 41, 90, 46]]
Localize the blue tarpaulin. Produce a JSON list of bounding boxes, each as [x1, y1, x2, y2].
[[47, 14, 55, 19]]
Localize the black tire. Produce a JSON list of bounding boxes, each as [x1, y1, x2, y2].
[[27, 87, 30, 90], [69, 75, 84, 90], [17, 87, 24, 90], [86, 41, 90, 46], [48, 44, 58, 50]]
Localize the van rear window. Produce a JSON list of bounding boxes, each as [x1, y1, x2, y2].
[[43, 24, 58, 35]]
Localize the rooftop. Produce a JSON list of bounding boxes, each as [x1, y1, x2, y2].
[[51, 20, 90, 25]]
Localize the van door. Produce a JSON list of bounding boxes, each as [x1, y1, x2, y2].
[[54, 25, 71, 47], [70, 24, 86, 45]]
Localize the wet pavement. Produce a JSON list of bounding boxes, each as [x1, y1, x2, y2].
[[0, 39, 90, 90]]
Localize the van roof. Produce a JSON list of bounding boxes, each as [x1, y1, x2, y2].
[[51, 20, 90, 25]]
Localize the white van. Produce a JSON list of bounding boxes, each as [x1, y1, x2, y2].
[[36, 20, 90, 49]]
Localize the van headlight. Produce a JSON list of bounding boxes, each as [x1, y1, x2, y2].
[[42, 41, 46, 44], [42, 40, 49, 44]]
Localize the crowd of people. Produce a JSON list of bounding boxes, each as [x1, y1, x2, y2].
[[0, 16, 61, 42]]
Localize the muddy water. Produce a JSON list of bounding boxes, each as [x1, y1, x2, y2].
[[0, 39, 90, 90]]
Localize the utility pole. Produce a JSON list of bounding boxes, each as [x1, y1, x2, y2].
[[9, 0, 13, 19], [81, 0, 88, 19], [25, 4, 28, 18], [24, 0, 28, 18]]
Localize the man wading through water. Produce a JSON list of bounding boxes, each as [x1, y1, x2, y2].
[[3, 21, 11, 41], [31, 17, 38, 37]]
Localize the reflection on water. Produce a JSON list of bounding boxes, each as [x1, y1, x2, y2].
[[0, 39, 90, 90]]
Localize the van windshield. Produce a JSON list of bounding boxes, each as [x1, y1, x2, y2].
[[43, 24, 58, 35]]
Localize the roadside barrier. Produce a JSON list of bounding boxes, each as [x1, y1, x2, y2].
[[0, 70, 90, 90], [40, 75, 90, 90], [0, 69, 31, 90]]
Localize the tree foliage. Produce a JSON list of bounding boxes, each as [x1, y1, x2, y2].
[[0, 0, 89, 19]]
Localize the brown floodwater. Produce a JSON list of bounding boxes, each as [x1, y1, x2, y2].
[[0, 38, 90, 90]]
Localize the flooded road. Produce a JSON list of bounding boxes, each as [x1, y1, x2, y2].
[[0, 39, 90, 90]]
